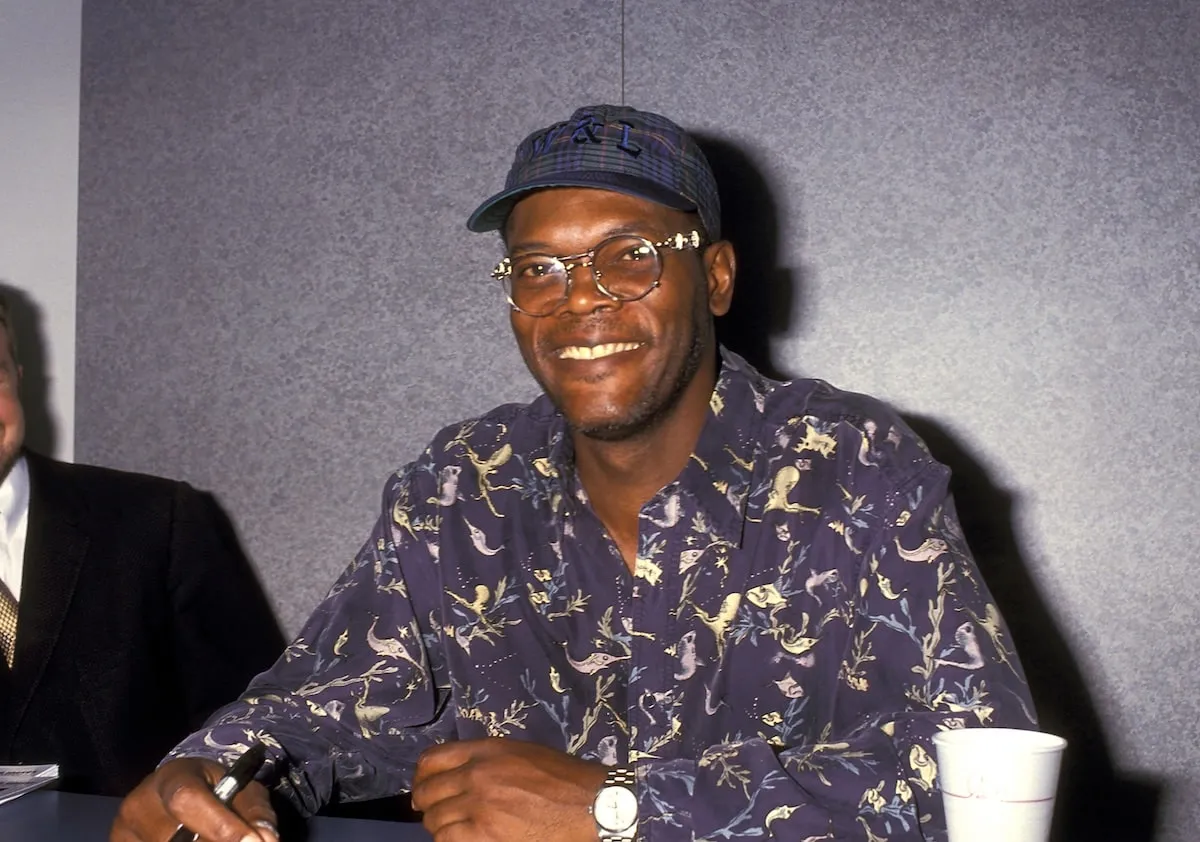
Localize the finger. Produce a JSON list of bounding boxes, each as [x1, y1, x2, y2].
[[248, 819, 280, 842], [419, 791, 479, 839], [230, 782, 278, 841], [413, 740, 476, 790], [411, 760, 471, 814], [158, 769, 270, 842], [110, 760, 218, 842], [420, 736, 508, 774], [415, 741, 465, 776]]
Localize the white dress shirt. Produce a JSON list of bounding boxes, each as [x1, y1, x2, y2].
[[0, 453, 30, 600]]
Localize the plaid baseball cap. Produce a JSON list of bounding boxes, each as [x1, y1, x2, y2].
[[466, 104, 721, 239]]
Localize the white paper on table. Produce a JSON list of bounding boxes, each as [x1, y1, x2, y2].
[[0, 764, 59, 806]]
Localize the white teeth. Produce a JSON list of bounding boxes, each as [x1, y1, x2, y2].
[[558, 342, 642, 361]]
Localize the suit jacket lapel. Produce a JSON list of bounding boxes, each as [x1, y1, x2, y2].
[[3, 452, 90, 745]]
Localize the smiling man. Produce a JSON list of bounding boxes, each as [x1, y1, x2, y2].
[[112, 106, 1035, 842]]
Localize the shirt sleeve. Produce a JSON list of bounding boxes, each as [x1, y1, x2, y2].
[[168, 452, 455, 816], [637, 458, 1037, 842]]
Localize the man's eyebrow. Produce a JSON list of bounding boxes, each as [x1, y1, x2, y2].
[[506, 240, 557, 255]]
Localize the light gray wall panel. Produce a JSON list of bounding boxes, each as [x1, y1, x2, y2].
[[78, 0, 618, 629], [626, 1, 1197, 840], [0, 0, 81, 460]]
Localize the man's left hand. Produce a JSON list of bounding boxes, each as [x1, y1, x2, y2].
[[411, 737, 611, 842]]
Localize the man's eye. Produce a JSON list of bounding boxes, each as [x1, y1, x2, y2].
[[515, 260, 559, 279], [618, 245, 653, 262]]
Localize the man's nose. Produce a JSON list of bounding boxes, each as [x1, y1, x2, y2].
[[561, 259, 617, 315]]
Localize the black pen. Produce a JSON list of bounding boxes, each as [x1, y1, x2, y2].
[[168, 740, 269, 842]]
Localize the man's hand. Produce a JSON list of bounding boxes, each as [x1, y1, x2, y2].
[[411, 738, 610, 842], [110, 757, 278, 842]]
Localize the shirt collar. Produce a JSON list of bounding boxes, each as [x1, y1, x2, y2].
[[676, 347, 775, 547], [0, 453, 30, 543], [544, 346, 776, 547]]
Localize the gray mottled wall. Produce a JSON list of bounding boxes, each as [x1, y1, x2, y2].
[[76, 0, 1197, 839]]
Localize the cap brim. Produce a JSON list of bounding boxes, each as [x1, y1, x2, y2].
[[466, 171, 697, 233]]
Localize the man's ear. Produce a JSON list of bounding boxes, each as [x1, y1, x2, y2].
[[704, 240, 736, 317]]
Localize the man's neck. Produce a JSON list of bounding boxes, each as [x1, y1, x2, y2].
[[571, 365, 717, 570]]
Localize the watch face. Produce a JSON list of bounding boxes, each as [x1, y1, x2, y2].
[[594, 785, 638, 832]]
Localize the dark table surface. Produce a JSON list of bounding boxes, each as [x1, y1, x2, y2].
[[0, 790, 431, 841]]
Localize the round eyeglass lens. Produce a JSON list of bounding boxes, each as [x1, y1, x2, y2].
[[592, 236, 662, 299], [504, 256, 568, 315]]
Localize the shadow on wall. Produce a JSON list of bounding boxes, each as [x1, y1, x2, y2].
[[0, 282, 58, 457], [907, 417, 1163, 842], [699, 138, 1164, 842], [694, 134, 800, 381]]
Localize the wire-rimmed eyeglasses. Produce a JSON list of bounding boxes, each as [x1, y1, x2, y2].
[[492, 230, 704, 317]]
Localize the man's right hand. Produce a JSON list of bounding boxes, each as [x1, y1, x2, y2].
[[110, 757, 278, 842]]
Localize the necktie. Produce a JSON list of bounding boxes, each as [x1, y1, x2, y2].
[[0, 578, 17, 668]]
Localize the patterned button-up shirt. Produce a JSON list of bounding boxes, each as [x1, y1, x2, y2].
[[175, 349, 1035, 841]]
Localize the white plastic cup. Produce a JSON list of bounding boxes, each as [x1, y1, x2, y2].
[[932, 727, 1067, 842]]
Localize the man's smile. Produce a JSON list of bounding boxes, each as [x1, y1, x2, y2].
[[556, 342, 644, 361]]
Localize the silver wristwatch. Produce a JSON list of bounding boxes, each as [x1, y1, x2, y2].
[[590, 766, 638, 842]]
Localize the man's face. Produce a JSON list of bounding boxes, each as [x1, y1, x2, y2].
[[0, 328, 23, 478], [504, 187, 734, 442]]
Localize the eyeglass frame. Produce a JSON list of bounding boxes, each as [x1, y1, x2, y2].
[[492, 229, 705, 317]]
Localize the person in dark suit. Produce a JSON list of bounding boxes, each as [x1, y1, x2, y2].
[[0, 293, 286, 796]]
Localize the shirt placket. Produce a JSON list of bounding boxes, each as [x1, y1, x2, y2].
[[627, 486, 689, 764], [566, 485, 638, 761]]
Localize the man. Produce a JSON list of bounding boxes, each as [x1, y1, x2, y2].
[[111, 105, 1035, 842], [0, 293, 285, 795]]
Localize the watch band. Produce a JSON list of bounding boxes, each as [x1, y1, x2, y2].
[[604, 767, 637, 790]]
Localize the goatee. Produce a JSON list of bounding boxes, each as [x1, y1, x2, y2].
[[571, 329, 708, 443]]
